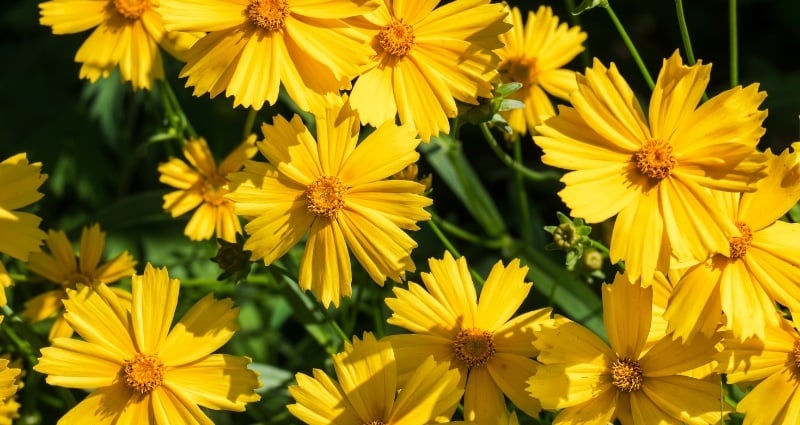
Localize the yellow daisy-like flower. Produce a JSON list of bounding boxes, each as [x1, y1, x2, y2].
[[227, 96, 431, 307], [384, 251, 550, 423], [720, 312, 800, 424], [348, 0, 511, 141], [158, 0, 376, 111], [665, 146, 800, 342], [0, 320, 22, 417], [0, 356, 24, 425], [288, 332, 462, 424], [159, 136, 257, 242], [528, 275, 725, 424], [0, 153, 48, 305], [534, 50, 767, 285], [24, 223, 136, 340], [34, 264, 261, 424], [497, 5, 586, 136], [39, 0, 202, 90]]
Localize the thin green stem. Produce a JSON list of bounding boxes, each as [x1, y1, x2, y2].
[[674, 0, 696, 65], [588, 239, 610, 256], [157, 79, 197, 140], [426, 218, 485, 286], [729, 0, 739, 87], [512, 137, 533, 246], [243, 108, 258, 140], [479, 123, 561, 182], [604, 4, 655, 90], [315, 299, 348, 344], [430, 212, 510, 249]]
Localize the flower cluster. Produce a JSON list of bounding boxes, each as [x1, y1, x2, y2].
[[4, 0, 798, 423]]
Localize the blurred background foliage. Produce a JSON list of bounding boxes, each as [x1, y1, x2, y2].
[[2, 0, 800, 423]]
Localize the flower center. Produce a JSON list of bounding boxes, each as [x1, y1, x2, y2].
[[729, 221, 753, 259], [452, 328, 496, 368], [505, 57, 538, 85], [611, 357, 643, 392], [377, 20, 415, 57], [62, 271, 93, 289], [363, 421, 386, 425], [792, 339, 800, 371], [113, 0, 149, 20], [247, 0, 290, 32], [123, 353, 165, 394], [306, 176, 347, 218], [633, 139, 677, 181], [201, 175, 230, 206]]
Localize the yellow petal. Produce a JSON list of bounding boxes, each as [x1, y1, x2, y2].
[[158, 0, 246, 32], [160, 295, 240, 365], [163, 354, 260, 411], [610, 189, 669, 285], [288, 369, 361, 425], [22, 290, 62, 322], [663, 261, 722, 343], [0, 211, 46, 262], [78, 223, 105, 274], [463, 366, 506, 424], [298, 219, 352, 307], [339, 121, 419, 186], [487, 353, 541, 418], [386, 282, 462, 339], [56, 384, 129, 424], [332, 333, 395, 421], [131, 264, 179, 353], [39, 0, 106, 34], [493, 307, 551, 357], [602, 276, 652, 358], [736, 367, 798, 424], [62, 284, 135, 359], [641, 375, 727, 424], [35, 338, 122, 388], [475, 259, 530, 331], [527, 361, 611, 409], [648, 51, 709, 141], [151, 387, 213, 424], [390, 356, 462, 425], [382, 334, 456, 385], [346, 181, 431, 230]]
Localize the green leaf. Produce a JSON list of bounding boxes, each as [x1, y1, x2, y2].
[[421, 134, 506, 236], [92, 189, 172, 231]]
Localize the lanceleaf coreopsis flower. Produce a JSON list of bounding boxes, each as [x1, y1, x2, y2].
[[25, 223, 136, 340], [0, 153, 47, 305], [288, 332, 463, 424], [384, 252, 550, 423], [347, 0, 511, 141], [534, 50, 767, 285], [34, 264, 261, 424], [39, 0, 202, 90], [228, 96, 431, 307], [158, 0, 376, 111], [720, 311, 800, 424], [665, 145, 800, 342], [159, 136, 257, 242], [528, 274, 725, 425], [497, 5, 586, 136]]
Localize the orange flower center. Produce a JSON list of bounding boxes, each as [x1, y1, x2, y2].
[[306, 176, 347, 218], [729, 221, 753, 259], [62, 271, 93, 288], [611, 357, 643, 392], [247, 0, 290, 32], [505, 57, 538, 85], [123, 353, 165, 394], [201, 175, 230, 206], [633, 139, 677, 181], [113, 0, 150, 20], [792, 339, 800, 370], [377, 20, 415, 57], [363, 421, 386, 425], [452, 328, 496, 368]]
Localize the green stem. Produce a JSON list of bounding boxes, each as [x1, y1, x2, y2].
[[674, 0, 696, 65], [315, 299, 348, 344], [426, 218, 485, 286], [243, 108, 258, 140], [588, 239, 610, 256], [604, 4, 655, 90], [157, 80, 197, 140], [729, 0, 739, 87], [479, 123, 561, 182], [512, 136, 533, 246], [430, 213, 510, 249]]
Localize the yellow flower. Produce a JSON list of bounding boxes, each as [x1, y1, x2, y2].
[[159, 136, 257, 242], [497, 5, 586, 136], [227, 96, 431, 307], [158, 0, 376, 111], [34, 264, 261, 424], [348, 0, 511, 141], [720, 312, 800, 424], [0, 320, 22, 418], [39, 0, 202, 90], [665, 146, 800, 342], [384, 252, 550, 423], [534, 50, 767, 285], [0, 356, 23, 425], [0, 153, 48, 305], [528, 276, 725, 424], [24, 223, 136, 340], [288, 332, 462, 424]]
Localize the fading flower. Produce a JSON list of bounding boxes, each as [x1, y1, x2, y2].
[[497, 5, 586, 136], [24, 223, 136, 340], [159, 136, 257, 242]]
